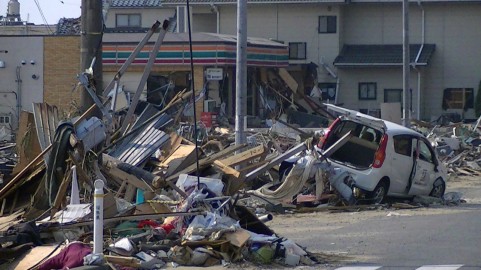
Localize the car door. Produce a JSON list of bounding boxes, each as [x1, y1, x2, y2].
[[408, 138, 438, 196], [389, 134, 416, 194]]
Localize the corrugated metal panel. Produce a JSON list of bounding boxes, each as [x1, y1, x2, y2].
[[32, 103, 60, 163], [109, 110, 172, 167]]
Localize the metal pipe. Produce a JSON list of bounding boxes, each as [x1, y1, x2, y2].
[[15, 66, 21, 125], [93, 179, 104, 255], [416, 68, 421, 120], [120, 20, 169, 135], [102, 21, 161, 97], [257, 214, 273, 223], [402, 0, 410, 127], [185, 0, 202, 189], [414, 1, 425, 64], [414, 1, 425, 120]]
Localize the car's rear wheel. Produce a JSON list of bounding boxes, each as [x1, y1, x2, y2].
[[371, 180, 388, 204], [430, 178, 445, 198]]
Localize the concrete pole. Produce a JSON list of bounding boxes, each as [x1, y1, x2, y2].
[[80, 0, 103, 113], [93, 179, 104, 254], [235, 0, 247, 146], [402, 0, 410, 127]]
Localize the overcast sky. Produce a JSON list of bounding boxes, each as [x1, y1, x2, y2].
[[0, 0, 81, 25]]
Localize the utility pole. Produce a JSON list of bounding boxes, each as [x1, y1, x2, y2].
[[235, 0, 247, 147], [80, 0, 103, 113], [402, 0, 410, 127]]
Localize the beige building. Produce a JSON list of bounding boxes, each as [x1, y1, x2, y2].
[[105, 0, 481, 121], [0, 35, 81, 139]]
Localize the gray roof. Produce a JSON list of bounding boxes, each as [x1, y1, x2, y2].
[[55, 17, 81, 35], [110, 0, 162, 7], [333, 44, 436, 67]]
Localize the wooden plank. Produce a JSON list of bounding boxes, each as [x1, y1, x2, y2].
[[161, 144, 196, 176], [116, 180, 127, 197], [51, 169, 73, 217], [278, 68, 298, 93], [217, 145, 266, 168], [162, 143, 248, 184], [104, 255, 142, 268], [68, 152, 92, 186], [13, 111, 42, 175], [0, 144, 52, 201], [213, 160, 241, 178], [0, 111, 91, 202], [10, 244, 64, 270], [0, 199, 5, 216], [9, 191, 19, 215], [124, 184, 137, 202]]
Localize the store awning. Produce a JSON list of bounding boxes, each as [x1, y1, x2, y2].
[[102, 32, 288, 67]]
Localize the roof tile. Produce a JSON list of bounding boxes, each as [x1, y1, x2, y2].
[[333, 44, 436, 67]]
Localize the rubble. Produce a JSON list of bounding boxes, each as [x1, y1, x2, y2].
[[414, 118, 481, 178], [0, 23, 332, 269], [3, 18, 479, 270]]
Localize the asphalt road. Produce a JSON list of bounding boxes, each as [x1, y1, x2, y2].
[[268, 176, 481, 269]]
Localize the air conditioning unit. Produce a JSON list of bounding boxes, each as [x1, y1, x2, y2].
[[204, 100, 216, 112]]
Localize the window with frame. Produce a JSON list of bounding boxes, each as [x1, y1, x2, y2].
[[442, 88, 474, 110], [116, 14, 141, 28], [418, 140, 434, 163], [359, 82, 377, 100], [318, 16, 337, 34], [384, 89, 402, 103], [393, 135, 412, 157], [289, 42, 306, 60]]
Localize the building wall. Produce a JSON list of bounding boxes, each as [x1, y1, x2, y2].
[[219, 4, 341, 83], [342, 2, 481, 119], [105, 8, 175, 28], [337, 68, 420, 115], [43, 36, 81, 113], [0, 36, 44, 130]]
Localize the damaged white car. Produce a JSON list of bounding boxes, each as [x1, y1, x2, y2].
[[317, 104, 448, 204]]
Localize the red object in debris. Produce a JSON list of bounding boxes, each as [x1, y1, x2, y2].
[[160, 223, 175, 234], [200, 112, 218, 128], [138, 220, 159, 228], [38, 242, 92, 270]]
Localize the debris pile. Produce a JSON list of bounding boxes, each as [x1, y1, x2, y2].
[[415, 118, 481, 177], [0, 21, 329, 269]]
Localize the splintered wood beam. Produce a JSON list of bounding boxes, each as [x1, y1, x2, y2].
[[217, 145, 266, 168], [51, 169, 73, 218], [162, 143, 248, 184], [213, 160, 241, 178]]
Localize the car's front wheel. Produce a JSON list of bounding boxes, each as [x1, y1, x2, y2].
[[430, 178, 446, 198], [371, 181, 388, 204]]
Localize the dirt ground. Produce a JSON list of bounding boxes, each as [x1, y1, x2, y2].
[[265, 174, 481, 267]]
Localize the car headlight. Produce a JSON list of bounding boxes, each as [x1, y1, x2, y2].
[[353, 187, 362, 198]]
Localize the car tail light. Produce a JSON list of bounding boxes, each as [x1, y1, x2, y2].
[[318, 117, 340, 149], [373, 134, 388, 168]]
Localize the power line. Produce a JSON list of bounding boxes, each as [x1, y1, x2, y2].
[[33, 0, 53, 34]]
